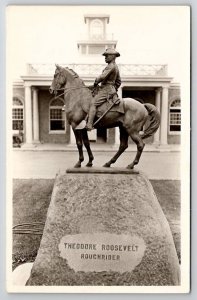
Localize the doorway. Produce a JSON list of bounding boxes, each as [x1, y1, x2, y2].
[[122, 87, 155, 105], [97, 128, 107, 143]]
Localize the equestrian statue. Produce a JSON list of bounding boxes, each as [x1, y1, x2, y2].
[[49, 48, 160, 169]]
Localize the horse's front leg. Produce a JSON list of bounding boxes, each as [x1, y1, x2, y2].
[[73, 129, 84, 168], [81, 129, 94, 167]]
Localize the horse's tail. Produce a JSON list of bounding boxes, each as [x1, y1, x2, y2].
[[141, 103, 160, 139]]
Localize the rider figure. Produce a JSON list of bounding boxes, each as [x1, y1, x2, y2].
[[86, 48, 121, 131]]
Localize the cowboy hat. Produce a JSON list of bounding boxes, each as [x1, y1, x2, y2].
[[102, 48, 120, 57]]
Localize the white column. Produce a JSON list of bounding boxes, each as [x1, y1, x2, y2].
[[153, 88, 161, 144], [24, 84, 33, 144], [160, 86, 169, 145], [115, 87, 122, 144], [70, 126, 76, 144], [32, 87, 40, 143], [87, 19, 90, 39], [104, 19, 107, 39]]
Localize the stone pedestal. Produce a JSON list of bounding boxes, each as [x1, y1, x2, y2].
[[27, 169, 180, 286]]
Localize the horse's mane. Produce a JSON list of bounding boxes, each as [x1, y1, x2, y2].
[[65, 67, 79, 78], [65, 67, 85, 86]]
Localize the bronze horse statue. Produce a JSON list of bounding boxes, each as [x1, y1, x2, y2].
[[49, 65, 160, 169]]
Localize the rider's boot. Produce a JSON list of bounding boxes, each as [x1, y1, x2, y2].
[[86, 105, 96, 131]]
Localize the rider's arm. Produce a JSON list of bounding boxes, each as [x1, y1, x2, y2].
[[115, 71, 121, 91], [94, 64, 115, 85]]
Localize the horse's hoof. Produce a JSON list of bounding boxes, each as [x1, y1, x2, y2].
[[74, 163, 81, 168], [86, 162, 93, 167], [126, 164, 134, 169], [103, 163, 111, 168]]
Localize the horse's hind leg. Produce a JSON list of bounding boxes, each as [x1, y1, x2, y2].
[[81, 129, 94, 167], [127, 131, 145, 169], [73, 129, 84, 168], [103, 126, 128, 167]]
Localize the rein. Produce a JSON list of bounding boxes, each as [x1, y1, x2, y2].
[[55, 86, 89, 92], [50, 86, 89, 101]]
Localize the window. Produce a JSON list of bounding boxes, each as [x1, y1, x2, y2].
[[169, 99, 181, 133], [12, 97, 24, 131], [88, 45, 105, 55], [49, 98, 65, 132], [90, 19, 104, 40], [81, 45, 86, 54]]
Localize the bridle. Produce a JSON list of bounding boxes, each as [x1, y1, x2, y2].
[[50, 86, 90, 101], [50, 68, 91, 100]]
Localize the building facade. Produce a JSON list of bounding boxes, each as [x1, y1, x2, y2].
[[12, 14, 181, 147]]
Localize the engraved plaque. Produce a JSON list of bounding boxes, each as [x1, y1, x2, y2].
[[59, 233, 146, 272]]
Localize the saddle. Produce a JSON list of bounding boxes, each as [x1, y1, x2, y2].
[[88, 85, 125, 117], [96, 97, 125, 118]]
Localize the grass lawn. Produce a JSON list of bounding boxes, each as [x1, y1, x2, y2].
[[12, 179, 180, 270], [12, 179, 54, 270]]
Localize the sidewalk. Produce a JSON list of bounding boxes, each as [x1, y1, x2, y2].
[[12, 145, 181, 180], [15, 143, 181, 153]]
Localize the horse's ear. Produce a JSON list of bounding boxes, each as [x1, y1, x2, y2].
[[55, 64, 61, 69]]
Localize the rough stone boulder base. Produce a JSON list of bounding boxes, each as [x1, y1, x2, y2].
[[27, 171, 180, 286]]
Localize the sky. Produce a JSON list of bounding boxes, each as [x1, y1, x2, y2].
[[6, 5, 190, 83]]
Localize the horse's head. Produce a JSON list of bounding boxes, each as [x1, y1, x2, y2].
[[49, 64, 67, 95]]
